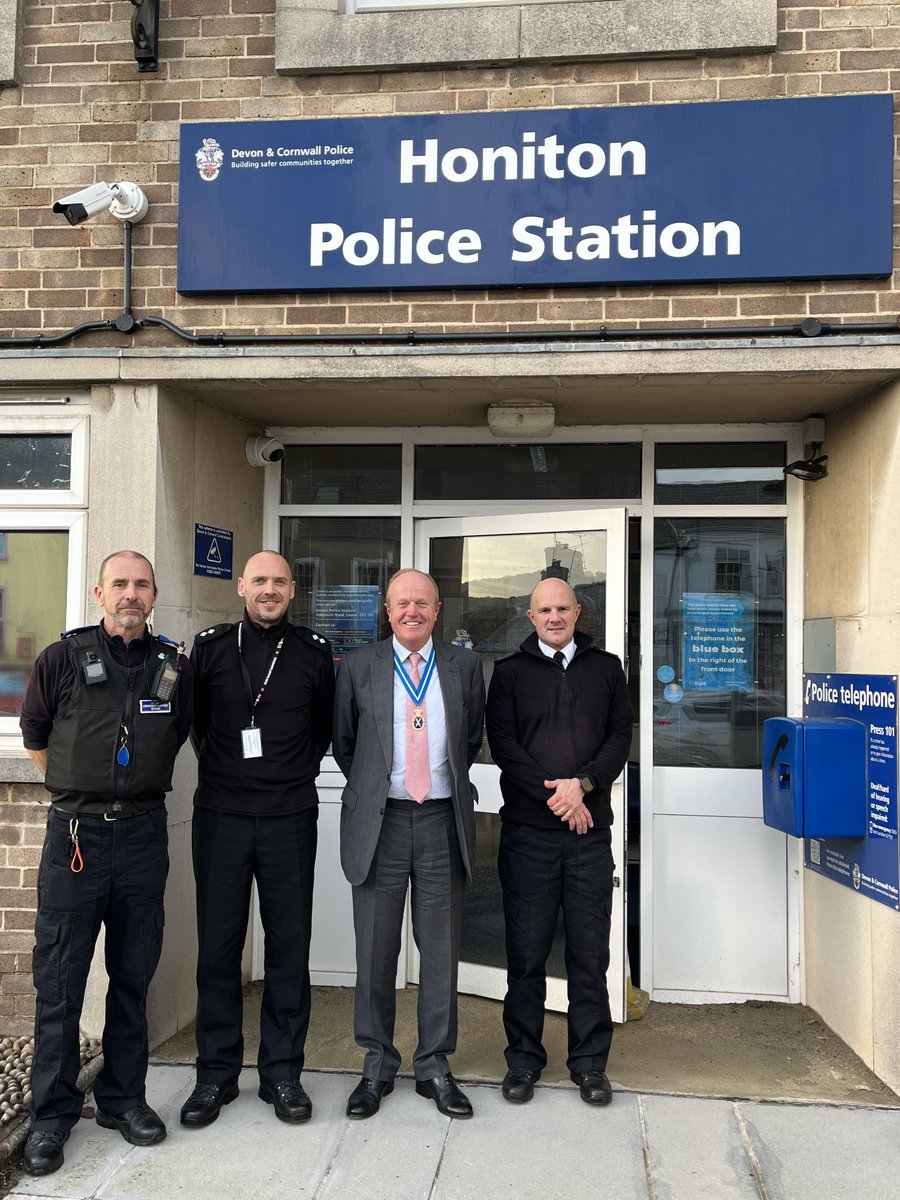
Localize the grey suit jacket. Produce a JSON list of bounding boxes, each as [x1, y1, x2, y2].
[[332, 637, 486, 887]]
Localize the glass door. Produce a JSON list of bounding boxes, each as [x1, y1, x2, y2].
[[414, 509, 629, 1022]]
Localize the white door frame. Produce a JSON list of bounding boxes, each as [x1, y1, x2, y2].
[[413, 507, 629, 1022]]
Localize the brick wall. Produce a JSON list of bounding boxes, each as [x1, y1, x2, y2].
[[0, 0, 898, 339], [0, 785, 46, 1034]]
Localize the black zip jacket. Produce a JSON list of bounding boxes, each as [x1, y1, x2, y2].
[[485, 630, 634, 830], [191, 611, 335, 815]]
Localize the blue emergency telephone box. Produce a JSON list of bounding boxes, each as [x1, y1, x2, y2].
[[762, 717, 867, 838]]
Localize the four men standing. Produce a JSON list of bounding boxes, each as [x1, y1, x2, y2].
[[19, 551, 631, 1176]]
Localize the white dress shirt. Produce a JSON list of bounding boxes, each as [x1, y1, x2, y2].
[[388, 637, 451, 800], [538, 638, 576, 667]]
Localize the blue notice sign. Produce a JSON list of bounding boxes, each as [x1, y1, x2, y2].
[[804, 673, 899, 910], [682, 592, 754, 692], [312, 585, 381, 659], [178, 95, 893, 294], [194, 523, 233, 579]]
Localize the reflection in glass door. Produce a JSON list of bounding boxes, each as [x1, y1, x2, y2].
[[415, 511, 628, 1020]]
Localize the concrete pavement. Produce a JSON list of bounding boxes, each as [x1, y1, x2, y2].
[[6, 1063, 900, 1200]]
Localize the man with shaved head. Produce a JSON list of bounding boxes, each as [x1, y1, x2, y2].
[[181, 551, 334, 1129], [20, 551, 194, 1176], [486, 576, 633, 1110]]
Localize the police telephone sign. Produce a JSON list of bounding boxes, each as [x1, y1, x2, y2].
[[177, 95, 893, 294], [804, 673, 899, 910]]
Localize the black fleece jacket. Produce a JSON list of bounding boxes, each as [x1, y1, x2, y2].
[[485, 630, 634, 830]]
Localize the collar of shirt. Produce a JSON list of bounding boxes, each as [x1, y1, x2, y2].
[[538, 638, 576, 666], [243, 610, 289, 639], [392, 636, 434, 664]]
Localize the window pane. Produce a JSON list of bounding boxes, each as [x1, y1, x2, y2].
[[280, 445, 401, 505], [653, 517, 785, 769], [415, 443, 641, 501], [280, 516, 401, 654], [0, 435, 71, 490], [655, 443, 786, 504], [0, 531, 68, 717]]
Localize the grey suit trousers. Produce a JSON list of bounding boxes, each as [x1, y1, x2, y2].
[[351, 796, 465, 1081]]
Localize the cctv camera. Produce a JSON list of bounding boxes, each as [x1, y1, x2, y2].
[[245, 436, 285, 468], [52, 181, 149, 226]]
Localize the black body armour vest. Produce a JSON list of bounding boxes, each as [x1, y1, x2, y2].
[[45, 627, 182, 810]]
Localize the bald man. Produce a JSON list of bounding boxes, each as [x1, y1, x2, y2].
[[486, 578, 634, 1109], [181, 552, 334, 1129]]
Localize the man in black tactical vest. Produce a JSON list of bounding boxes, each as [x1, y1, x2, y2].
[[19, 550, 194, 1177]]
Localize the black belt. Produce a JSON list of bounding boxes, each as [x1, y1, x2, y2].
[[387, 796, 452, 808], [51, 804, 163, 822]]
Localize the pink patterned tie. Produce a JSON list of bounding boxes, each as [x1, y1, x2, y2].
[[404, 651, 431, 804]]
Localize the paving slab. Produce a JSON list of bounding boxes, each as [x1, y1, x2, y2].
[[741, 1101, 900, 1200], [432, 1084, 649, 1200], [640, 1094, 759, 1200]]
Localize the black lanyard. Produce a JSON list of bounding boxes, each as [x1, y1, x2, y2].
[[237, 623, 284, 729]]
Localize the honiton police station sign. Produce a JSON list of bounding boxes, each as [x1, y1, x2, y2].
[[177, 96, 893, 294]]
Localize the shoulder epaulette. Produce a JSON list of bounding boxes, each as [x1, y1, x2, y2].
[[586, 644, 624, 664], [192, 622, 235, 646], [297, 626, 332, 653], [61, 624, 96, 640], [493, 649, 523, 666]]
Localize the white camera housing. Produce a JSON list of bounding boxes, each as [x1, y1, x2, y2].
[[52, 181, 149, 226], [245, 436, 285, 467]]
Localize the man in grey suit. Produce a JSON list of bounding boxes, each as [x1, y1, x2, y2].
[[333, 569, 485, 1121]]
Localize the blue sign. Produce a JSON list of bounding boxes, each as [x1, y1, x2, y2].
[[194, 523, 233, 579], [177, 96, 893, 294], [682, 592, 754, 692], [312, 585, 381, 659], [804, 673, 899, 910]]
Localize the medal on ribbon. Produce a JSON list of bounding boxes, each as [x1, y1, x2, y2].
[[394, 650, 436, 722], [412, 706, 425, 731]]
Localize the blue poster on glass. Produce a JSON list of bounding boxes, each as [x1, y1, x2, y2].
[[804, 673, 899, 910], [682, 592, 754, 692], [312, 585, 381, 660]]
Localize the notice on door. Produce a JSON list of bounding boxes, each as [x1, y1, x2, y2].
[[804, 673, 899, 910], [681, 592, 754, 692], [312, 585, 381, 661]]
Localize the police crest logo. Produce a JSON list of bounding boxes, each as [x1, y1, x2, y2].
[[195, 138, 224, 182]]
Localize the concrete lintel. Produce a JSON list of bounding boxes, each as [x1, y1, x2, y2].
[[276, 0, 777, 76], [0, 0, 21, 86]]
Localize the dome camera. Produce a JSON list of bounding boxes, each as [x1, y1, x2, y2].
[[245, 436, 285, 467]]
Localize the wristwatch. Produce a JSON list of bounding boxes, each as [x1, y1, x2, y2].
[[578, 773, 595, 794]]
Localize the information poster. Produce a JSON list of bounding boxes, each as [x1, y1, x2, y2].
[[312, 585, 381, 661], [193, 523, 233, 579], [804, 673, 899, 910], [682, 592, 754, 692]]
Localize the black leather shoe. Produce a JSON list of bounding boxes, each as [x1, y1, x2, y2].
[[23, 1129, 69, 1176], [501, 1067, 539, 1103], [415, 1073, 473, 1118], [180, 1080, 240, 1128], [96, 1102, 167, 1145], [346, 1076, 394, 1119], [570, 1070, 612, 1106], [258, 1078, 312, 1123]]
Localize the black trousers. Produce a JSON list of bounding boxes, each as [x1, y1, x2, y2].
[[29, 807, 169, 1132], [498, 819, 614, 1075], [191, 806, 318, 1087]]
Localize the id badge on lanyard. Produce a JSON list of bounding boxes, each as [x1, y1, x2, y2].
[[237, 624, 284, 760], [241, 727, 263, 759]]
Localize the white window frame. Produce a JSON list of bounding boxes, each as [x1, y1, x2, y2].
[[0, 404, 90, 754]]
